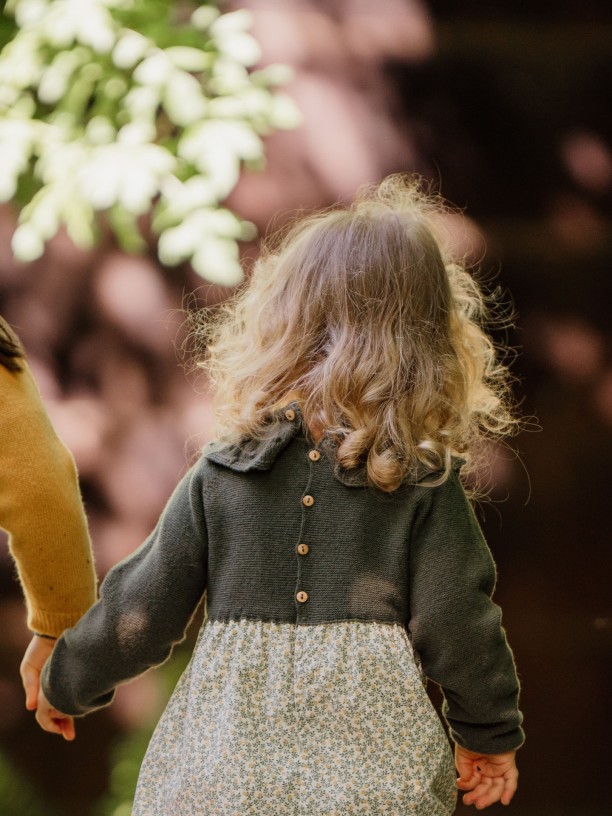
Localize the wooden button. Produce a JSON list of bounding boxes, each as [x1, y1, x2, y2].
[[308, 450, 321, 461], [302, 495, 314, 507], [284, 408, 296, 421], [296, 591, 308, 603], [297, 543, 309, 555]]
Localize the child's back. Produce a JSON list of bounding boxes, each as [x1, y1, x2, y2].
[[39, 176, 524, 814]]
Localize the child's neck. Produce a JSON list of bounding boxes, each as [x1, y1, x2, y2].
[[309, 424, 324, 444]]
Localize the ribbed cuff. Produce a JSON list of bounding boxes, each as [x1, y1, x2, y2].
[[28, 606, 93, 639], [450, 723, 526, 756]]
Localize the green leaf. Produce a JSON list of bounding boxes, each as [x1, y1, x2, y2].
[[106, 204, 147, 253]]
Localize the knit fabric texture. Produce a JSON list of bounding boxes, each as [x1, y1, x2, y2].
[[42, 401, 524, 755], [0, 363, 97, 635]]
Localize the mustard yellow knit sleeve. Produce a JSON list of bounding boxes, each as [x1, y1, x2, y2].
[[0, 363, 97, 636]]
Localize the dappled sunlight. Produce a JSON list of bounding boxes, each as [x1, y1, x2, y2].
[[342, 0, 434, 62], [428, 210, 486, 265], [230, 0, 430, 222], [116, 609, 150, 652], [549, 194, 608, 253], [24, 356, 61, 399], [461, 440, 520, 498], [44, 394, 110, 476], [88, 515, 154, 574], [561, 130, 612, 194], [292, 74, 384, 197], [94, 254, 176, 353], [534, 317, 604, 385], [97, 411, 190, 523], [111, 672, 164, 730]]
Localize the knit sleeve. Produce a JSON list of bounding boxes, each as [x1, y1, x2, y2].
[[41, 461, 208, 716], [408, 468, 525, 755], [0, 364, 97, 636]]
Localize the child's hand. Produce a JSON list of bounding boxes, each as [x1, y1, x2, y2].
[[455, 745, 518, 809], [35, 686, 76, 741], [20, 635, 56, 710]]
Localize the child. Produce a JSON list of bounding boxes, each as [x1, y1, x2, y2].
[[37, 176, 524, 814]]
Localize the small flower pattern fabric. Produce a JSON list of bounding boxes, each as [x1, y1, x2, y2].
[[133, 619, 457, 816]]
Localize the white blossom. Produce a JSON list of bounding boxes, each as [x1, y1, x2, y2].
[[2, 0, 300, 281], [12, 222, 45, 261], [113, 30, 151, 70], [133, 50, 173, 87]]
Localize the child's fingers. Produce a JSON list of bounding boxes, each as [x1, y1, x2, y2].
[[457, 769, 481, 791], [35, 706, 75, 740], [35, 707, 63, 735], [56, 717, 76, 741], [455, 746, 482, 789], [468, 776, 505, 809], [500, 770, 519, 805], [475, 760, 518, 807], [465, 770, 519, 810], [462, 777, 493, 807]]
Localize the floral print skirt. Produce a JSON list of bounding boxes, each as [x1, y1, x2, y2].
[[133, 619, 457, 816]]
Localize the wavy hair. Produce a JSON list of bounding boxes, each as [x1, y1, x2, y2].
[[0, 316, 24, 372], [195, 175, 519, 492]]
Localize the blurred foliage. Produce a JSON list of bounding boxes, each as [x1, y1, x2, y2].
[[0, 748, 60, 816], [92, 726, 153, 816], [0, 2, 17, 49], [0, 0, 300, 284]]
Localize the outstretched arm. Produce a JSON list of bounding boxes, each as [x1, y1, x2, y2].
[[0, 364, 97, 640], [39, 461, 209, 724]]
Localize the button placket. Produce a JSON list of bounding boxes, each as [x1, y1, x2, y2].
[[295, 439, 319, 618], [295, 488, 313, 613]]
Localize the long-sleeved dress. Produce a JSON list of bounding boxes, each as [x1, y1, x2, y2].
[[42, 400, 524, 816]]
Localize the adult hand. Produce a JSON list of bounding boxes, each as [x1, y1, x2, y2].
[[20, 634, 56, 711], [35, 686, 76, 741], [456, 745, 518, 808]]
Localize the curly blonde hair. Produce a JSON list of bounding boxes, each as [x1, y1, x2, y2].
[[195, 175, 518, 492]]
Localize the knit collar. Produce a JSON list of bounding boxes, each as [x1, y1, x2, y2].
[[202, 400, 370, 488], [203, 402, 465, 489]]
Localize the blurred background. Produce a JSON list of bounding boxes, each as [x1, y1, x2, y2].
[[0, 1, 611, 814]]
